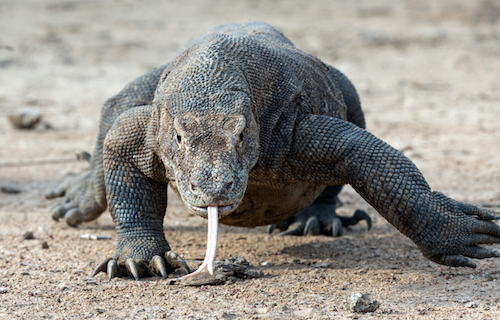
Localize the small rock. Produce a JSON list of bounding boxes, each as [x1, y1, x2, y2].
[[80, 234, 112, 240], [313, 261, 332, 268], [466, 302, 478, 308], [246, 269, 263, 278], [59, 284, 69, 291], [0, 185, 21, 194], [41, 241, 49, 249], [23, 232, 35, 240], [470, 275, 474, 279], [347, 292, 381, 313], [256, 307, 270, 314], [179, 272, 228, 286], [293, 308, 314, 317], [261, 261, 270, 266], [220, 312, 236, 320], [8, 108, 42, 129], [457, 299, 470, 303], [0, 287, 8, 294], [95, 309, 106, 313], [76, 151, 91, 162]]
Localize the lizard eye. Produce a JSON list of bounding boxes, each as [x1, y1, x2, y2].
[[239, 132, 244, 142], [176, 133, 182, 144]]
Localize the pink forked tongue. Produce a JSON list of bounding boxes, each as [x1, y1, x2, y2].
[[175, 206, 219, 280]]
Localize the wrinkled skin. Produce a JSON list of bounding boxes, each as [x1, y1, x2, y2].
[[47, 22, 500, 280]]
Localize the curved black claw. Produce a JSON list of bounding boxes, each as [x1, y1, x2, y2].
[[125, 259, 141, 281], [91, 251, 190, 280], [151, 255, 168, 279], [267, 224, 275, 234], [276, 221, 304, 236], [304, 216, 320, 236], [331, 217, 342, 237], [269, 202, 371, 237], [339, 209, 372, 230], [165, 251, 191, 274], [92, 258, 111, 278], [107, 259, 119, 280]]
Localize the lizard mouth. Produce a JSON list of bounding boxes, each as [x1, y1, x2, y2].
[[187, 202, 239, 218]]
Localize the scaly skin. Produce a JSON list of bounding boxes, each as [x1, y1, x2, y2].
[[47, 22, 500, 280]]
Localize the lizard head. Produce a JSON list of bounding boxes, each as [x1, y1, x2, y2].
[[157, 93, 259, 219]]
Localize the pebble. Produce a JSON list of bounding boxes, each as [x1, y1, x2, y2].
[[246, 269, 263, 278], [256, 307, 270, 314], [80, 234, 112, 240], [0, 288, 8, 294], [0, 185, 21, 194], [8, 108, 42, 129], [466, 302, 478, 308], [41, 241, 49, 249], [23, 232, 35, 240], [59, 284, 69, 291], [313, 262, 332, 268], [347, 292, 381, 313]]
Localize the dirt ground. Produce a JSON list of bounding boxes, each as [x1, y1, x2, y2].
[[1, 0, 500, 319]]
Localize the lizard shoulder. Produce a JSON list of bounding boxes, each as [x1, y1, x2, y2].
[[104, 105, 169, 183]]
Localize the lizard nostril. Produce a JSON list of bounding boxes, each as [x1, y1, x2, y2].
[[190, 182, 198, 193], [225, 180, 234, 193]]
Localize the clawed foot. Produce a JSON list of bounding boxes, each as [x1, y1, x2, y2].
[[418, 193, 500, 268], [92, 251, 191, 280], [268, 203, 372, 237]]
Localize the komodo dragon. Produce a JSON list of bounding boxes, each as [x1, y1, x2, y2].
[[46, 22, 500, 280]]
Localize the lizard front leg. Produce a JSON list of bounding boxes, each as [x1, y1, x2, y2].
[[92, 106, 189, 280], [289, 114, 500, 268]]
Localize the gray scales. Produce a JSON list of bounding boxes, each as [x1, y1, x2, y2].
[[46, 22, 500, 280]]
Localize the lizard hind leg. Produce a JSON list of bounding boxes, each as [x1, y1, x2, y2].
[[46, 170, 106, 227], [268, 185, 371, 237]]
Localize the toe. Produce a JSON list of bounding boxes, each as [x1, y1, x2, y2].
[[462, 246, 500, 259], [45, 188, 66, 200], [467, 234, 500, 245], [461, 203, 500, 220], [107, 260, 120, 280], [472, 220, 500, 237], [165, 251, 191, 274], [267, 224, 276, 234], [331, 218, 342, 237], [125, 259, 142, 281], [277, 222, 304, 236], [92, 258, 111, 277], [304, 216, 320, 236], [354, 209, 372, 230], [64, 208, 83, 227], [151, 256, 168, 279], [437, 255, 476, 268], [51, 203, 66, 221]]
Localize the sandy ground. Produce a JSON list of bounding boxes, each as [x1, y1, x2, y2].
[[1, 0, 500, 319]]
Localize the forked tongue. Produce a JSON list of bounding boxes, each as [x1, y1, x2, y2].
[[175, 206, 219, 280]]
